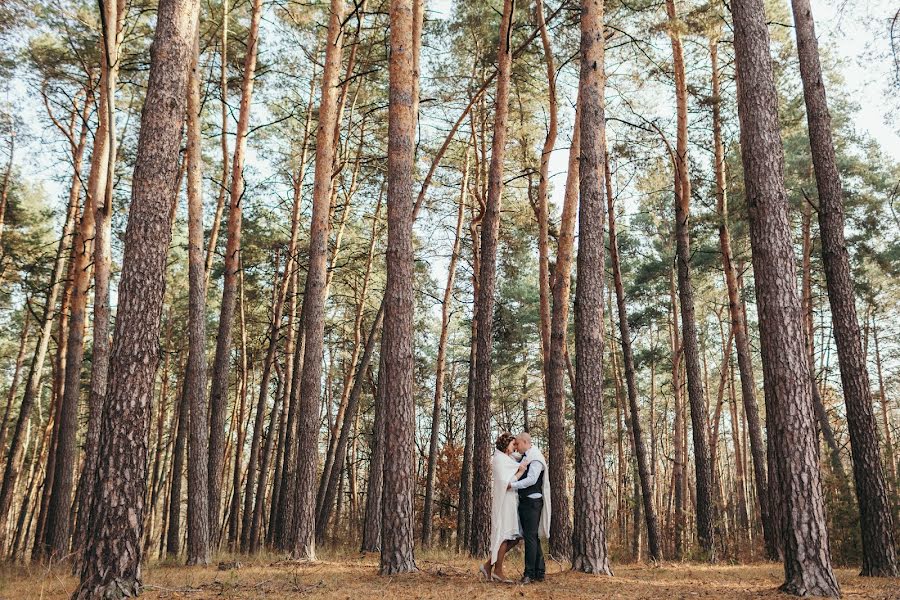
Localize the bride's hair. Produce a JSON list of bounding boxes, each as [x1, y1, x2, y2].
[[495, 432, 516, 452]]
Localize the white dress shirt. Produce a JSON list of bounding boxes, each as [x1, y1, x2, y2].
[[510, 450, 544, 499]]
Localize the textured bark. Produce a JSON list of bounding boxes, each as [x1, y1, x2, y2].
[[72, 0, 198, 592], [421, 152, 467, 546], [710, 35, 775, 560], [184, 23, 210, 566], [290, 0, 344, 560], [207, 0, 263, 548], [0, 107, 84, 548], [226, 270, 250, 548], [790, 0, 898, 577], [605, 152, 662, 562], [571, 0, 612, 574], [379, 0, 418, 575], [72, 0, 125, 562], [731, 0, 840, 594], [665, 0, 714, 557], [469, 0, 515, 559]]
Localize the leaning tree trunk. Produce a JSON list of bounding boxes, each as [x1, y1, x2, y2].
[[421, 151, 467, 546], [207, 0, 263, 548], [379, 0, 419, 575], [709, 35, 776, 560], [571, 0, 612, 575], [665, 0, 714, 558], [790, 0, 898, 577], [290, 0, 345, 560], [731, 0, 840, 595], [166, 377, 189, 556], [469, 0, 515, 559], [605, 151, 662, 562], [72, 0, 199, 593]]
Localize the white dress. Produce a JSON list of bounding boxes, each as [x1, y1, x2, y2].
[[489, 450, 521, 564]]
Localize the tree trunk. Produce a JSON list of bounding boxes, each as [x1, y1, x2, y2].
[[361, 350, 386, 553], [534, 0, 556, 385], [731, 0, 840, 594], [665, 0, 714, 558], [790, 0, 898, 577], [669, 268, 685, 558], [290, 0, 345, 560], [469, 0, 515, 559], [709, 35, 775, 561], [571, 0, 612, 574], [207, 0, 263, 549], [379, 0, 419, 575], [204, 0, 231, 285], [166, 377, 189, 556], [605, 151, 662, 562], [72, 0, 125, 563], [72, 0, 199, 592], [183, 23, 210, 567], [873, 323, 897, 490], [422, 151, 467, 546]]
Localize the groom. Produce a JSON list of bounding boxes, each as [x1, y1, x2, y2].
[[508, 432, 549, 584]]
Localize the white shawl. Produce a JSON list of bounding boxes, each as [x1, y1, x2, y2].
[[524, 445, 552, 540], [489, 450, 521, 564]]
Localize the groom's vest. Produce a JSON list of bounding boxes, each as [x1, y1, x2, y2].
[[517, 461, 544, 499]]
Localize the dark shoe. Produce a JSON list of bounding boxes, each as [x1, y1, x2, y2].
[[519, 576, 534, 585]]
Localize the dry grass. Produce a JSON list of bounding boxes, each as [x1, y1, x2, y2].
[[1, 548, 897, 599]]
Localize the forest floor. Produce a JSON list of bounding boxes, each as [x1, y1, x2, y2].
[[1, 548, 897, 600]]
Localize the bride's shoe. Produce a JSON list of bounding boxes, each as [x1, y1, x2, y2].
[[491, 573, 514, 584], [479, 565, 491, 581]]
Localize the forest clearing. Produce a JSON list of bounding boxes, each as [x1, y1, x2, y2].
[[2, 551, 899, 600], [0, 0, 899, 597]]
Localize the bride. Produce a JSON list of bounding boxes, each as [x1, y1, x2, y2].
[[480, 432, 530, 583]]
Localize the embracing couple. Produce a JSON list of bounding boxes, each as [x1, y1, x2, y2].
[[479, 431, 551, 585]]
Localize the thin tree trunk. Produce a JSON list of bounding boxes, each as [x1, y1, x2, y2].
[[669, 268, 685, 558], [665, 0, 714, 558], [709, 35, 775, 561], [72, 0, 199, 592], [422, 151, 467, 546], [184, 22, 210, 566], [166, 377, 189, 556], [791, 0, 898, 577], [227, 268, 250, 548], [204, 0, 231, 284], [873, 323, 897, 489], [361, 349, 386, 553], [469, 0, 515, 559], [731, 0, 840, 594], [571, 0, 612, 574], [0, 312, 29, 456], [207, 0, 263, 549], [290, 0, 345, 560], [72, 0, 125, 562], [533, 0, 556, 382], [605, 151, 662, 562]]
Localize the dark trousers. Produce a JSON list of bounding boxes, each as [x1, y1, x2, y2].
[[518, 496, 545, 580]]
